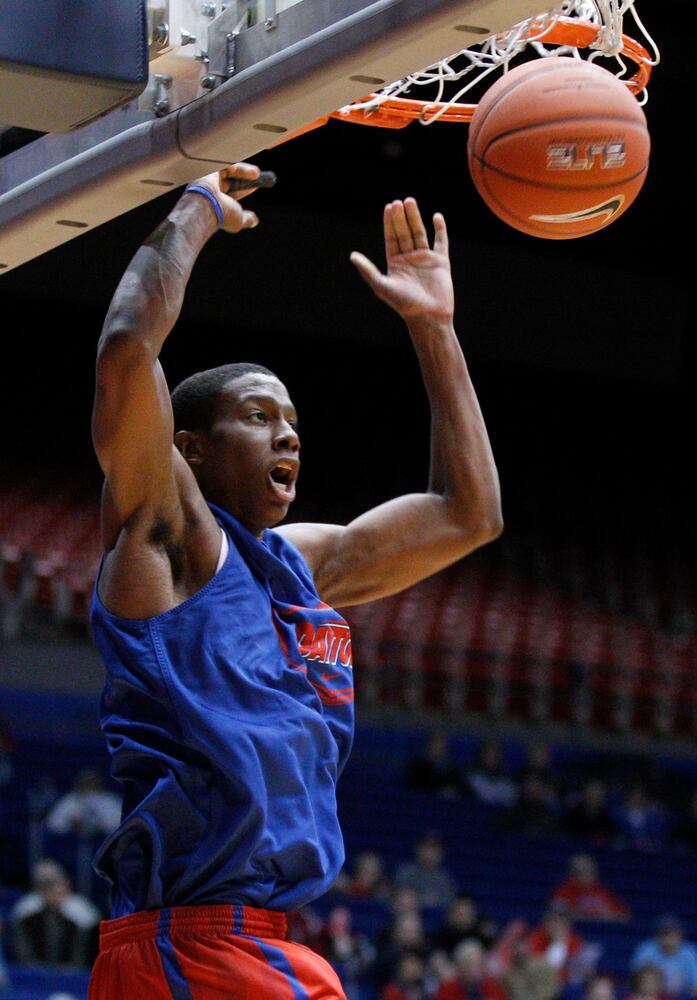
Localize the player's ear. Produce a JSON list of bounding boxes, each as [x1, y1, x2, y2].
[[175, 429, 207, 465]]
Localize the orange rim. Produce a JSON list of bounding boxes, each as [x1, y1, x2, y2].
[[322, 18, 653, 131]]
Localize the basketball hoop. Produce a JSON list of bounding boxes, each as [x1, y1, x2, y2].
[[275, 0, 658, 142]]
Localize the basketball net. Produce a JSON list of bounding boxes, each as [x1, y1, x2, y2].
[[277, 0, 659, 142]]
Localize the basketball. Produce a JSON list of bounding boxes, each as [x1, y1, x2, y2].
[[467, 58, 650, 239]]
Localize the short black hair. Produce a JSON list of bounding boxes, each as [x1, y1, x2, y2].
[[171, 363, 278, 433]]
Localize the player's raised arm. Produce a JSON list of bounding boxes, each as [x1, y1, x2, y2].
[[279, 198, 502, 607], [92, 165, 260, 537]]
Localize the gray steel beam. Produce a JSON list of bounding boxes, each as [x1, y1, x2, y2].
[[0, 0, 542, 273]]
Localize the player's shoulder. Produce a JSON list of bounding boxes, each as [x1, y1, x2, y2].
[[274, 522, 343, 573]]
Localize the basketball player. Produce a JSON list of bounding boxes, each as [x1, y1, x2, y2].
[[88, 161, 502, 999]]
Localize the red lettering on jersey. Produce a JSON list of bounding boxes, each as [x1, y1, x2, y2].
[[296, 622, 353, 670]]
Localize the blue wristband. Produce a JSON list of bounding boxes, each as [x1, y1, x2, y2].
[[185, 184, 224, 229]]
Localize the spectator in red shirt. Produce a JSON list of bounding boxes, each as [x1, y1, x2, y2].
[[551, 854, 630, 922], [436, 939, 508, 1000], [527, 906, 587, 984]]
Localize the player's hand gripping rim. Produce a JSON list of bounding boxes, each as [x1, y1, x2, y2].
[[187, 163, 262, 234]]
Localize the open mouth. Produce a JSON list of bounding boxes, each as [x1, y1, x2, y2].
[[268, 459, 298, 502]]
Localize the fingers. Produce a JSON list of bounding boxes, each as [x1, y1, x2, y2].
[[383, 204, 401, 259], [221, 162, 260, 182], [384, 198, 435, 255], [240, 209, 259, 230], [220, 162, 261, 201], [432, 212, 449, 256], [350, 251, 386, 294], [404, 198, 429, 250], [222, 208, 259, 234]]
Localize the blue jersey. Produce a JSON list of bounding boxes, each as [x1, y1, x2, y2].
[[90, 503, 355, 918]]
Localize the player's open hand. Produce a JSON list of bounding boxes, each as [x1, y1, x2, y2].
[[193, 163, 261, 233], [351, 198, 454, 323]]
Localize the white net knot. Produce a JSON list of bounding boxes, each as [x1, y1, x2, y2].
[[591, 23, 624, 56]]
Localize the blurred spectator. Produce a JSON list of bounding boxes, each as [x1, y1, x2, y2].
[[375, 911, 432, 991], [563, 781, 618, 845], [626, 965, 675, 1000], [10, 859, 100, 968], [503, 774, 561, 836], [527, 906, 591, 985], [611, 784, 670, 853], [585, 974, 617, 1000], [519, 744, 557, 795], [435, 939, 508, 1000], [44, 767, 121, 837], [630, 917, 697, 997], [434, 895, 498, 959], [394, 832, 458, 909], [406, 731, 464, 798], [672, 789, 697, 854], [466, 739, 517, 809], [389, 886, 423, 920], [382, 951, 433, 1000], [318, 905, 375, 1000], [504, 934, 560, 1000], [335, 850, 391, 901], [550, 854, 630, 922]]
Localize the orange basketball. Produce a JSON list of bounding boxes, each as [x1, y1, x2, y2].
[[467, 58, 650, 239]]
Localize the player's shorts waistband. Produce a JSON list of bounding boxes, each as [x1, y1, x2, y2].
[[99, 904, 288, 950]]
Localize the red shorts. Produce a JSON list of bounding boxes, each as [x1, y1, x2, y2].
[[88, 904, 346, 1000]]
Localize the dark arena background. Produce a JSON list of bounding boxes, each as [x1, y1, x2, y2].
[[1, 1, 695, 997]]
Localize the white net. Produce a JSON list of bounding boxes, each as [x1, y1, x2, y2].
[[337, 0, 660, 123]]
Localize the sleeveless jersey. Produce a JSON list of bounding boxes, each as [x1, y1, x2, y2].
[[90, 503, 355, 918]]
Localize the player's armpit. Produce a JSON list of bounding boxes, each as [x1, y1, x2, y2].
[[277, 491, 500, 608]]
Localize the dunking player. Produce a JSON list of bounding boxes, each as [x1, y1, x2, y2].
[[88, 161, 502, 999]]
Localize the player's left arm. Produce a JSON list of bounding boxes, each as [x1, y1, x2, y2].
[[278, 197, 502, 607]]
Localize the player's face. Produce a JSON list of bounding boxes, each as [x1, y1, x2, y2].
[[201, 373, 300, 535]]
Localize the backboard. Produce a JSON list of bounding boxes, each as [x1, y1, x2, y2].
[[0, 0, 547, 274]]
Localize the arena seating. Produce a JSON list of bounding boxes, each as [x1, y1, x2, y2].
[[0, 479, 101, 628], [332, 729, 697, 970], [2, 689, 697, 1000], [2, 479, 696, 739]]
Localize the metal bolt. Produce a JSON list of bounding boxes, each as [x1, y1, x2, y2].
[[180, 28, 197, 45], [225, 31, 237, 77], [201, 2, 216, 17], [201, 75, 217, 90], [152, 74, 172, 116], [264, 15, 277, 29], [151, 21, 169, 47]]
